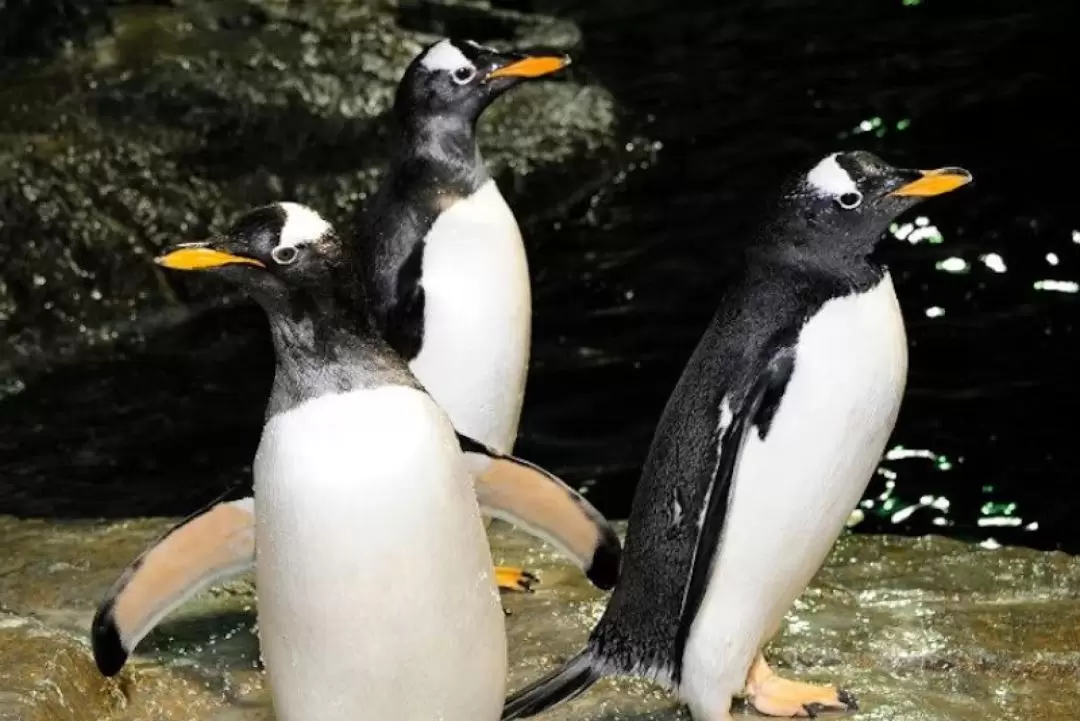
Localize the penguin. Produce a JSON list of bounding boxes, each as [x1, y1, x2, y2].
[[500, 151, 973, 721], [90, 39, 621, 677], [357, 36, 570, 451], [150, 202, 508, 721], [357, 36, 602, 592]]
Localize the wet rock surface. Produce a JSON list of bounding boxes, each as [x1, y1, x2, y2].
[[0, 0, 111, 61], [1, 516, 1078, 721]]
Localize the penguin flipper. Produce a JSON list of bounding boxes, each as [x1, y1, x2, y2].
[[457, 433, 622, 590], [674, 347, 796, 658], [90, 494, 255, 677]]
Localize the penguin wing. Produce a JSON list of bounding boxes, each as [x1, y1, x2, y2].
[[90, 491, 254, 677], [383, 242, 427, 360], [674, 347, 796, 654], [457, 433, 622, 590]]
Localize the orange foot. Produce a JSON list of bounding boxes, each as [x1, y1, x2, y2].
[[494, 565, 538, 593], [743, 653, 857, 718]]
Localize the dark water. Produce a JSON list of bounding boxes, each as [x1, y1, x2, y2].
[[3, 0, 1079, 553]]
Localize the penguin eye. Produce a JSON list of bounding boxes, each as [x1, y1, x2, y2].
[[271, 245, 299, 266], [452, 66, 476, 85], [837, 191, 863, 210]]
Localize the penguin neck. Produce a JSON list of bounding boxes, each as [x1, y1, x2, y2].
[[267, 294, 372, 361], [260, 280, 412, 416], [396, 112, 488, 193], [752, 232, 886, 291]]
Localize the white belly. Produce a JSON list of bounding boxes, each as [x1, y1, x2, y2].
[[253, 385, 507, 721], [680, 274, 908, 718], [408, 179, 531, 455]]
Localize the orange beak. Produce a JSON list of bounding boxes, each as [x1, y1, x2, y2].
[[154, 245, 265, 271], [889, 167, 973, 197], [486, 55, 571, 81]]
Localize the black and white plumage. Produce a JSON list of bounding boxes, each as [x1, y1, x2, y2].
[[150, 204, 508, 721], [89, 39, 622, 679], [359, 37, 570, 451], [501, 151, 972, 721]]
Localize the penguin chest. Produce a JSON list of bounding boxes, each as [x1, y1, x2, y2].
[[729, 274, 908, 591], [409, 179, 531, 453], [680, 275, 908, 700], [252, 385, 506, 721]]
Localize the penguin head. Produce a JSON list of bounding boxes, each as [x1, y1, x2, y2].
[[396, 38, 571, 125], [154, 202, 353, 312], [784, 150, 972, 251]]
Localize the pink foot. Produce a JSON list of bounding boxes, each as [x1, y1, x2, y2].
[[742, 654, 858, 718]]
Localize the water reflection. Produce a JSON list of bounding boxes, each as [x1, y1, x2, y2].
[[890, 217, 943, 245], [855, 438, 1047, 542], [980, 253, 1007, 273], [1033, 279, 1078, 293]]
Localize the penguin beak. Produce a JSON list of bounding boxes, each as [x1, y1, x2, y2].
[[155, 241, 266, 271], [484, 52, 571, 81], [889, 167, 973, 197]]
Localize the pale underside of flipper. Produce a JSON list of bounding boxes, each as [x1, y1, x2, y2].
[[91, 496, 255, 676], [461, 436, 621, 590], [91, 438, 620, 676], [90, 497, 536, 676]]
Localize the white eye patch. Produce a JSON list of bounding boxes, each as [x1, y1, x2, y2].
[[420, 39, 476, 74], [806, 152, 859, 197], [277, 202, 332, 252]]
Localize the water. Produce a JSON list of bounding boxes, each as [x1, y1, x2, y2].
[[1, 0, 1078, 556], [511, 0, 1080, 554]]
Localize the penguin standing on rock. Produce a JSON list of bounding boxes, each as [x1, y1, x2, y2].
[[152, 203, 508, 721], [501, 151, 973, 721], [360, 37, 568, 463], [90, 39, 622, 677], [358, 37, 602, 587]]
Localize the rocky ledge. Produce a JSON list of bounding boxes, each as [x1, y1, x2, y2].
[[1, 516, 1078, 720]]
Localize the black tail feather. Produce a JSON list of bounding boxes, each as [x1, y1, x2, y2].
[[502, 649, 600, 720]]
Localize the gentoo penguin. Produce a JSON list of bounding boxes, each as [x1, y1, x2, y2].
[[501, 151, 973, 721], [90, 39, 621, 676], [151, 202, 507, 721]]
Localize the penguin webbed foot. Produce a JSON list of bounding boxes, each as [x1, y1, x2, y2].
[[495, 566, 538, 594], [743, 654, 858, 718]]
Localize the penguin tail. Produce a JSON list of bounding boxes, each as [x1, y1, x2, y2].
[[502, 648, 600, 720]]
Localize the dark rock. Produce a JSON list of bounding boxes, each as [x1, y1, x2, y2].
[[0, 0, 112, 61], [0, 0, 617, 402]]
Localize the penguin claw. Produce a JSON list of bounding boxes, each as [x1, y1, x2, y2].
[[801, 697, 857, 718], [748, 688, 857, 718], [749, 696, 855, 719], [494, 566, 539, 593], [836, 689, 858, 711]]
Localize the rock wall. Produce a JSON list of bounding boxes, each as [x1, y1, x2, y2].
[[0, 0, 617, 396]]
